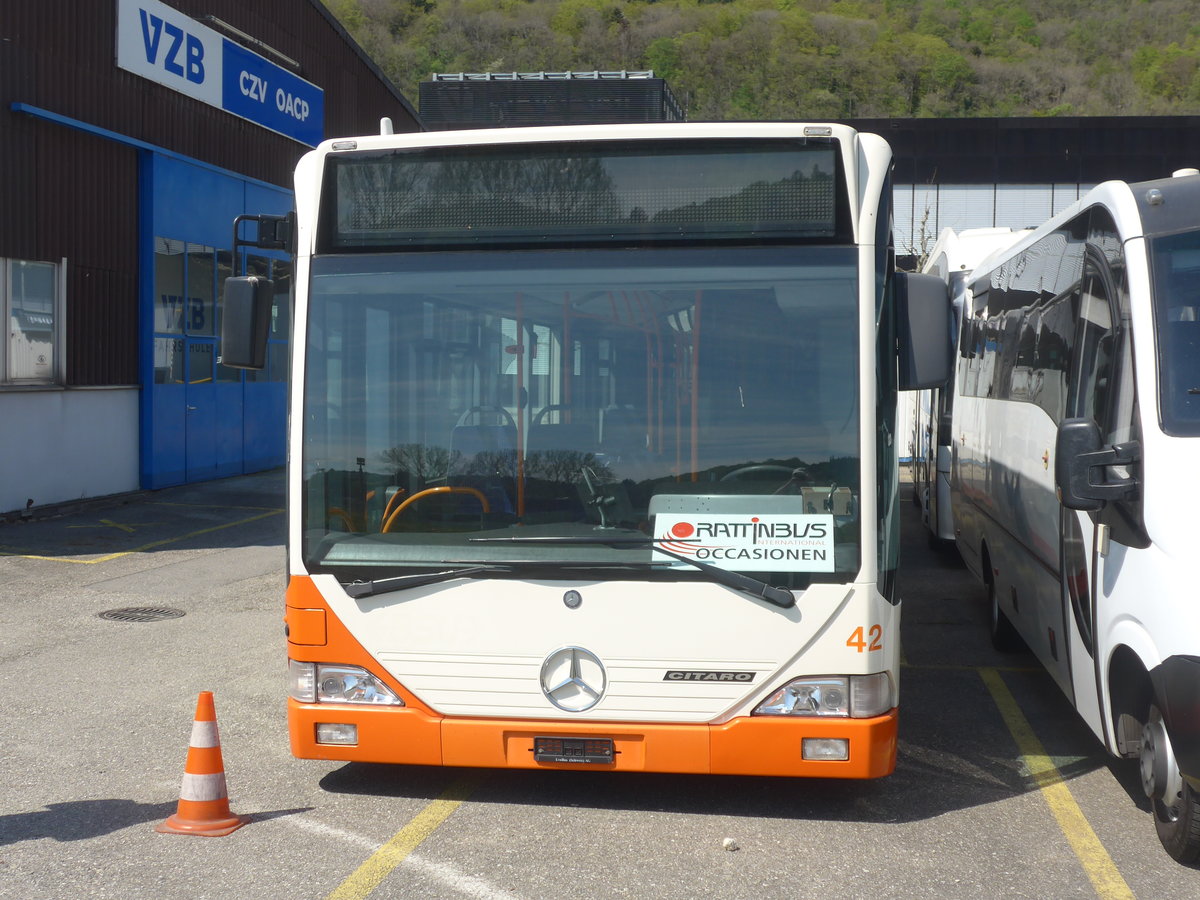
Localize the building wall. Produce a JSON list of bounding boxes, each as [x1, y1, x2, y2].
[[1, 0, 420, 514], [4, 1, 418, 192], [0, 390, 140, 514], [892, 182, 1096, 260], [847, 116, 1200, 186], [844, 116, 1200, 265]]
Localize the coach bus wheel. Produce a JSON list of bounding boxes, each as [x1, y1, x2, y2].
[[1156, 780, 1200, 865], [1143, 705, 1200, 864], [986, 570, 1023, 652]]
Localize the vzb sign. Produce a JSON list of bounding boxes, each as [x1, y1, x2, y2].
[[116, 0, 324, 146], [138, 9, 206, 85]]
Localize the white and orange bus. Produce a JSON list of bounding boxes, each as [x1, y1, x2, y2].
[[224, 122, 949, 778]]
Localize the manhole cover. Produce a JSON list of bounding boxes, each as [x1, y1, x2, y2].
[[97, 606, 186, 623]]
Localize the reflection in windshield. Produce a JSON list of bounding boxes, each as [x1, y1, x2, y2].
[[302, 246, 860, 589]]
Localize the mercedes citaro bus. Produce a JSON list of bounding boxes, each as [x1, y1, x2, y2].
[[222, 122, 950, 780]]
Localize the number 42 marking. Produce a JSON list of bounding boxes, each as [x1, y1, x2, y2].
[[846, 624, 883, 652]]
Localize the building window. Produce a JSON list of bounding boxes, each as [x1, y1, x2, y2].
[[3, 258, 65, 385], [152, 239, 292, 387]]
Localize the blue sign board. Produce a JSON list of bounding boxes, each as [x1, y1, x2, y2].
[[220, 40, 323, 147], [116, 0, 324, 147]]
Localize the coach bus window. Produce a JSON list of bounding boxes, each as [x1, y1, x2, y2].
[[1150, 229, 1200, 436], [1069, 265, 1114, 426], [1033, 292, 1074, 424]]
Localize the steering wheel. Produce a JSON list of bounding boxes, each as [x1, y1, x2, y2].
[[381, 486, 491, 532], [455, 405, 516, 428]]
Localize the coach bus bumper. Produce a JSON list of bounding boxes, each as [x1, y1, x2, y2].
[[287, 700, 898, 778]]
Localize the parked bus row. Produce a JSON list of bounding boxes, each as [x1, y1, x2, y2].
[[920, 174, 1200, 864], [221, 121, 1197, 866], [910, 227, 1031, 547]]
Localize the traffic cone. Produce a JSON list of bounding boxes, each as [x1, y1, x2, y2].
[[156, 691, 249, 836]]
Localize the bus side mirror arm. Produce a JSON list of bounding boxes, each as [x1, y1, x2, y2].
[[896, 272, 952, 391], [220, 212, 295, 370], [234, 212, 296, 254], [1055, 418, 1140, 511]]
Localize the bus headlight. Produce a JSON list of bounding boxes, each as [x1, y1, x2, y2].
[[289, 660, 404, 706], [756, 677, 849, 716], [754, 674, 893, 718]]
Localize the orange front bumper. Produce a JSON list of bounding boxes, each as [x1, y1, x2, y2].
[[285, 575, 897, 778], [288, 700, 898, 778]]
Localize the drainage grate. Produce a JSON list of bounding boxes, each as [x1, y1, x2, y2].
[[97, 606, 186, 623]]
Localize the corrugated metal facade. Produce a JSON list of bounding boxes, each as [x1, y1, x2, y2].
[[1, 0, 419, 387]]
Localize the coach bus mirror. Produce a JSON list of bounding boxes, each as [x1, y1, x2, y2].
[[1055, 418, 1141, 511], [896, 272, 952, 391], [220, 276, 273, 369]]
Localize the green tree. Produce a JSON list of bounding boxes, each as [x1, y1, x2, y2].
[[326, 0, 1200, 120]]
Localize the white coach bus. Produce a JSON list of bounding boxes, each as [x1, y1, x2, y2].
[[912, 227, 1029, 546], [223, 122, 950, 782], [951, 171, 1200, 862]]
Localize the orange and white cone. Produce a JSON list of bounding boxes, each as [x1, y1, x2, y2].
[[156, 691, 249, 836]]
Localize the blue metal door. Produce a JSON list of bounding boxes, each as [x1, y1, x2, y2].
[[141, 154, 290, 489]]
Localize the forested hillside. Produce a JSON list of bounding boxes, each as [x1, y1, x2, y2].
[[326, 0, 1200, 120]]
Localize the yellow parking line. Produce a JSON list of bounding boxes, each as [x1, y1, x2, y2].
[[0, 508, 283, 564], [325, 776, 478, 900], [979, 667, 1134, 900]]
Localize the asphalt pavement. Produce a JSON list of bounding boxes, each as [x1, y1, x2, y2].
[[0, 468, 1195, 899]]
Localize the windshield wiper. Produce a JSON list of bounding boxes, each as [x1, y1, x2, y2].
[[340, 560, 651, 599], [343, 565, 507, 599], [469, 535, 796, 609]]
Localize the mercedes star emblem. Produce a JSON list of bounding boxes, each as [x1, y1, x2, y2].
[[540, 646, 606, 712]]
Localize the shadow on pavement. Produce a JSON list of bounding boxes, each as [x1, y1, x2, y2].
[[0, 798, 316, 846], [0, 470, 285, 559]]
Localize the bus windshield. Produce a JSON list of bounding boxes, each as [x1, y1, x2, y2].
[[302, 245, 860, 589], [1151, 228, 1200, 436]]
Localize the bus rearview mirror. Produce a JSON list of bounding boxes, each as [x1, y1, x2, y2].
[[896, 272, 952, 391], [1055, 418, 1140, 511], [220, 276, 273, 370]]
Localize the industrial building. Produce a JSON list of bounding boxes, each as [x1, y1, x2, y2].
[[7, 6, 1200, 517], [845, 115, 1200, 266], [1, 0, 419, 515]]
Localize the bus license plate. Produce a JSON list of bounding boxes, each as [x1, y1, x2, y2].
[[533, 736, 615, 765]]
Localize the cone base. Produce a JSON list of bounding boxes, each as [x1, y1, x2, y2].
[[155, 812, 250, 837]]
